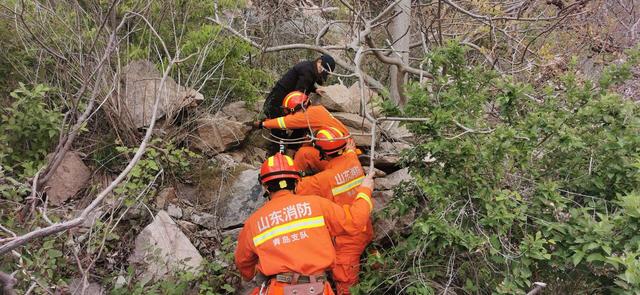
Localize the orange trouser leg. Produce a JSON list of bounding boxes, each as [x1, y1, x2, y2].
[[294, 146, 328, 173], [332, 228, 373, 295]]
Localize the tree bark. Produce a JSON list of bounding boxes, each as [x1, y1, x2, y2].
[[388, 0, 411, 105]]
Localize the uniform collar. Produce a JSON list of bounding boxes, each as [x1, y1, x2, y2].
[[270, 190, 292, 200]]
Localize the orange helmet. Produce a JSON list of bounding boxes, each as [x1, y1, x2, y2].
[[259, 153, 301, 184], [282, 91, 309, 112], [314, 127, 347, 155]]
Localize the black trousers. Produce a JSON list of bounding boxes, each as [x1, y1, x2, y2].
[[263, 86, 307, 155]]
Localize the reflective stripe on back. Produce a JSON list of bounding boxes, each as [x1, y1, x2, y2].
[[253, 216, 325, 247], [331, 176, 364, 196]]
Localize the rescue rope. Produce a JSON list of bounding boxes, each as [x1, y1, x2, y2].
[[260, 129, 352, 145]]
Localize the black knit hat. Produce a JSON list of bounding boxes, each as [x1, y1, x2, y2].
[[320, 54, 336, 72]]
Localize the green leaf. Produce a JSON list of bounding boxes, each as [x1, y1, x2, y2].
[[47, 249, 63, 258], [221, 284, 235, 292], [586, 253, 605, 263], [572, 251, 585, 266]]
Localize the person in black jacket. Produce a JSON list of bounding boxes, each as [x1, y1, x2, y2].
[[262, 54, 336, 154]]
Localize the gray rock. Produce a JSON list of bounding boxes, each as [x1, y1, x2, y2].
[[194, 115, 252, 154], [114, 275, 127, 290], [219, 101, 260, 123], [129, 210, 203, 283], [381, 121, 414, 142], [176, 220, 197, 233], [374, 208, 416, 242], [214, 153, 239, 169], [347, 126, 377, 147], [332, 112, 373, 131], [317, 83, 378, 114], [120, 60, 203, 128], [45, 152, 91, 206], [155, 187, 176, 209], [167, 204, 183, 219], [218, 169, 265, 229], [317, 84, 359, 113], [190, 212, 216, 228], [199, 229, 218, 238], [374, 168, 412, 190], [362, 166, 387, 178], [221, 227, 242, 241], [68, 278, 105, 295], [362, 141, 411, 167], [372, 190, 394, 213]]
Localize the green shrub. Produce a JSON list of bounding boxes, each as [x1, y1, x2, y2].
[[356, 43, 640, 294], [0, 83, 61, 178]]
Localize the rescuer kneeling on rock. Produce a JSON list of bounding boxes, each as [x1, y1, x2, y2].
[[253, 91, 350, 175], [234, 153, 374, 295]]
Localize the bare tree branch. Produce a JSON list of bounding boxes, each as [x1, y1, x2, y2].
[[206, 16, 386, 90], [0, 12, 179, 257]]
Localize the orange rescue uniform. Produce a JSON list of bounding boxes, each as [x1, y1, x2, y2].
[[296, 150, 372, 295], [262, 105, 349, 172], [235, 187, 374, 295]]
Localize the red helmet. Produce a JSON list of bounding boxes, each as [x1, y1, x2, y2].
[[314, 127, 347, 155], [259, 153, 301, 184], [282, 91, 309, 112]]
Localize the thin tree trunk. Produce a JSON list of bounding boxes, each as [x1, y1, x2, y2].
[[389, 0, 411, 105]]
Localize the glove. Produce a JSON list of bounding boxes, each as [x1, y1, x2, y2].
[[245, 121, 262, 129], [360, 173, 375, 191]]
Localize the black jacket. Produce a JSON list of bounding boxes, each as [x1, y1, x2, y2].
[[263, 60, 326, 118], [276, 60, 325, 95]]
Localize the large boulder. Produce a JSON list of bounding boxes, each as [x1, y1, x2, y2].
[[381, 121, 414, 142], [317, 83, 378, 114], [217, 169, 265, 229], [348, 127, 375, 147], [193, 116, 252, 154], [375, 168, 413, 190], [360, 141, 411, 168], [120, 60, 204, 128], [218, 100, 262, 124], [45, 152, 91, 206], [332, 112, 373, 131], [129, 210, 203, 283]]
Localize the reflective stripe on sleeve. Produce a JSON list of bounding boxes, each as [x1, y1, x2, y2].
[[331, 176, 364, 196], [277, 117, 286, 129], [355, 192, 373, 210], [252, 216, 325, 247]]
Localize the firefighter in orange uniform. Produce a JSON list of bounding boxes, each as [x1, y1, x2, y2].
[[254, 91, 350, 174], [295, 128, 371, 295], [235, 153, 374, 295]]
